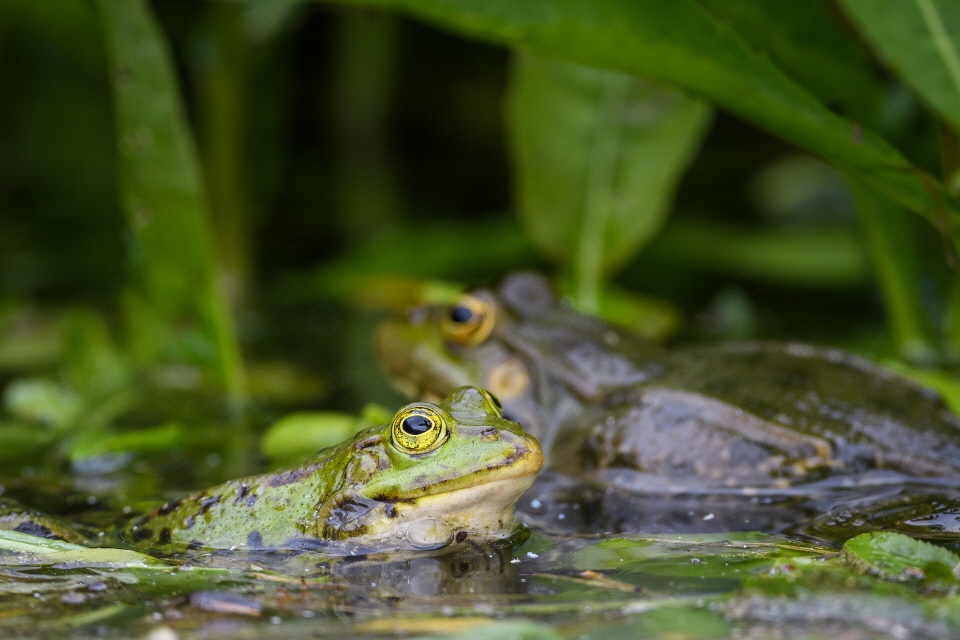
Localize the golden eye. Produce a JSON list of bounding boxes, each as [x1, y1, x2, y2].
[[441, 295, 495, 346], [391, 405, 448, 453]]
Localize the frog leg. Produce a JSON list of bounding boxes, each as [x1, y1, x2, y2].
[[643, 387, 834, 464], [0, 498, 90, 545]]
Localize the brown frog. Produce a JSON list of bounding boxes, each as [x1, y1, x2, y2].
[[377, 272, 960, 492]]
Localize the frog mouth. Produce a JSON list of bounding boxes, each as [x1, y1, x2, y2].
[[390, 473, 540, 549]]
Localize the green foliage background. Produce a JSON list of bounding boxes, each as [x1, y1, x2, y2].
[[5, 0, 960, 458]]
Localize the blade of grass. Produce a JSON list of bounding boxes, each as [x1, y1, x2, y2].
[[93, 0, 244, 398], [850, 178, 938, 363]]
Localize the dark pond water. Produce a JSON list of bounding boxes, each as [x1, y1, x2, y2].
[[2, 310, 960, 640]]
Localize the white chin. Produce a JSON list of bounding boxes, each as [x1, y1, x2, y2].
[[382, 474, 537, 551]]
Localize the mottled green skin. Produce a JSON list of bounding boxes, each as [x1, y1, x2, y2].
[[125, 386, 542, 552], [378, 272, 960, 488], [0, 499, 89, 545]]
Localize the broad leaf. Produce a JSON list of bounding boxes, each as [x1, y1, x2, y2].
[[507, 53, 711, 311], [316, 0, 960, 247], [697, 0, 886, 125], [839, 0, 960, 129], [843, 531, 960, 585]]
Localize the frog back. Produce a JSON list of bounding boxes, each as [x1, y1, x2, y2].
[[126, 433, 358, 551], [554, 342, 960, 487]]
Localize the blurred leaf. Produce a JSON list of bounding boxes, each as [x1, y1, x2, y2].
[[61, 310, 129, 398], [850, 179, 937, 363], [68, 423, 186, 464], [597, 608, 729, 639], [360, 402, 393, 426], [260, 411, 363, 464], [3, 379, 81, 429], [0, 306, 63, 372], [245, 361, 328, 405], [0, 423, 56, 460], [281, 217, 531, 308], [93, 0, 243, 395], [0, 529, 163, 567], [843, 531, 960, 586], [647, 221, 870, 287], [593, 286, 682, 341], [318, 0, 960, 249], [881, 360, 960, 414], [839, 0, 960, 129], [508, 52, 711, 312], [242, 0, 304, 43], [696, 0, 886, 124], [749, 155, 852, 221], [573, 533, 823, 572], [0, 530, 232, 599], [442, 620, 563, 640]]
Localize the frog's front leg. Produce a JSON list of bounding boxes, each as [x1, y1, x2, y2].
[[572, 387, 835, 487]]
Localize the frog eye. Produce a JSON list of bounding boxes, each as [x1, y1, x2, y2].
[[478, 389, 503, 417], [391, 405, 448, 454], [441, 295, 495, 346]]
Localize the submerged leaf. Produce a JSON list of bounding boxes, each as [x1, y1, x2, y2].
[[842, 531, 960, 584], [0, 530, 161, 567], [573, 533, 824, 572]]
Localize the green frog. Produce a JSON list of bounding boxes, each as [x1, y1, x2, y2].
[[2, 387, 543, 554], [377, 272, 960, 490]]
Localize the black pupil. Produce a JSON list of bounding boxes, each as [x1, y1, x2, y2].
[[402, 415, 432, 436], [450, 305, 473, 323]]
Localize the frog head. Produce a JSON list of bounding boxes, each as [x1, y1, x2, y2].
[[377, 272, 668, 445], [315, 385, 543, 551]]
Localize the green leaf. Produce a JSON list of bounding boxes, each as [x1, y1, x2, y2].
[[696, 0, 886, 124], [317, 0, 960, 248], [260, 411, 364, 464], [2, 379, 81, 429], [0, 530, 163, 567], [646, 221, 870, 287], [0, 423, 56, 460], [446, 621, 563, 640], [61, 310, 129, 399], [573, 533, 824, 572], [843, 531, 960, 584], [850, 179, 937, 363], [93, 0, 243, 395], [882, 359, 960, 414], [839, 0, 960, 129], [594, 285, 682, 341], [507, 53, 711, 311], [68, 422, 186, 463]]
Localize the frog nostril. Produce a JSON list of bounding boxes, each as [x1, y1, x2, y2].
[[481, 427, 498, 439]]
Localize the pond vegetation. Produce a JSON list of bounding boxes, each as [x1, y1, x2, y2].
[[3, 0, 960, 637]]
